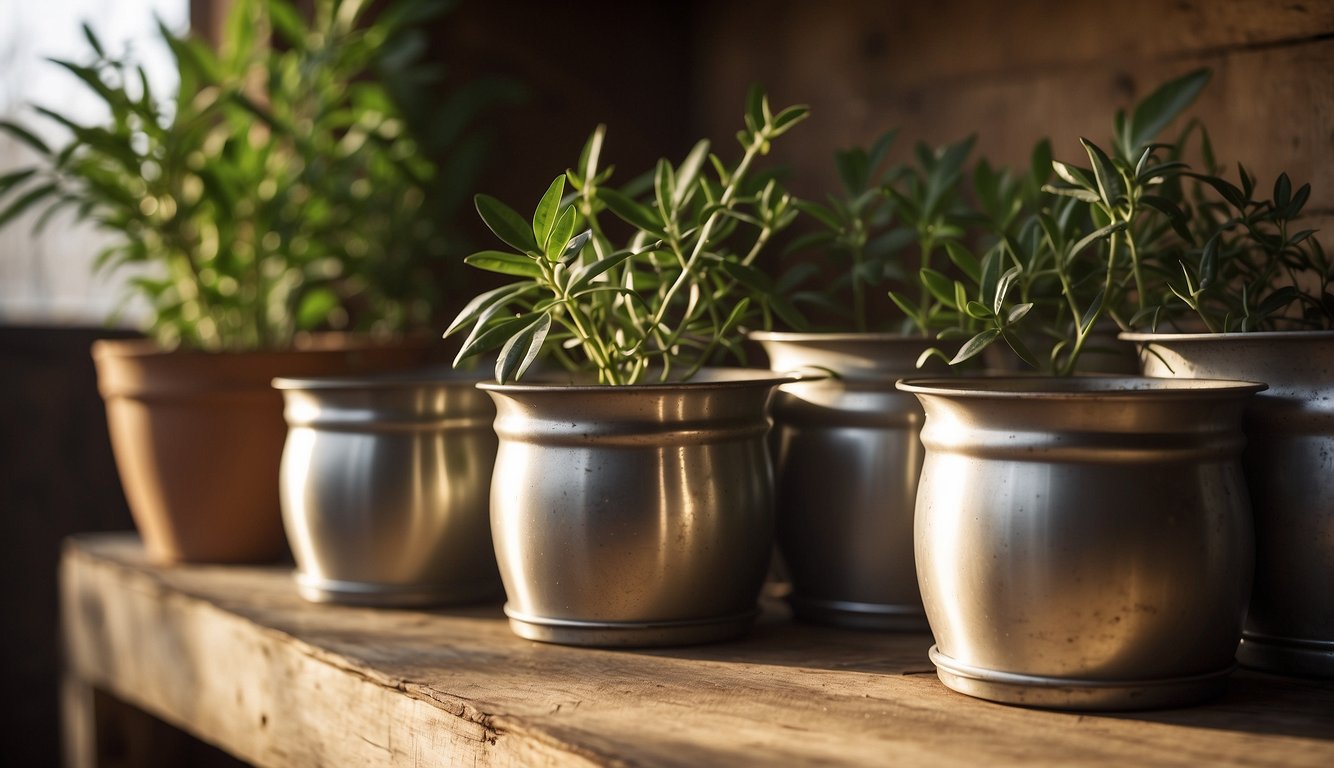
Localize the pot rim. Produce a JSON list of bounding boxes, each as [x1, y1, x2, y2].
[[92, 332, 435, 360], [272, 367, 486, 391], [478, 367, 804, 393], [1119, 329, 1334, 343], [748, 330, 936, 344], [897, 375, 1266, 399]]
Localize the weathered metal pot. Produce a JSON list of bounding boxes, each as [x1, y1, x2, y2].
[[898, 376, 1264, 710], [274, 369, 500, 607], [1122, 330, 1334, 678], [750, 331, 943, 630], [479, 369, 794, 647]]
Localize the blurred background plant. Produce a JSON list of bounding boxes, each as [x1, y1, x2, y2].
[[0, 0, 516, 351]]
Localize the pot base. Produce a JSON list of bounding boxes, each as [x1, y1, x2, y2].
[[295, 572, 501, 608], [1238, 633, 1334, 678], [929, 646, 1233, 711], [504, 605, 759, 648], [788, 596, 929, 632]]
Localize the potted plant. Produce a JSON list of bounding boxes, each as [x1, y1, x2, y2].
[[749, 132, 980, 630], [0, 0, 486, 562], [897, 69, 1266, 710], [444, 89, 808, 646], [1120, 150, 1334, 677]]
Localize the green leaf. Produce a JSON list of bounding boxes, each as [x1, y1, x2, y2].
[[951, 328, 1001, 365], [569, 249, 634, 294], [455, 312, 538, 367], [0, 168, 37, 196], [1007, 302, 1034, 324], [532, 176, 566, 248], [673, 139, 709, 208], [598, 187, 665, 236], [1001, 327, 1041, 369], [296, 287, 339, 330], [443, 282, 535, 338], [1274, 173, 1292, 212], [475, 194, 539, 253], [545, 205, 577, 261], [464, 250, 543, 278], [920, 268, 957, 309], [0, 120, 52, 155], [0, 182, 57, 229], [1127, 69, 1210, 156], [744, 85, 765, 133], [770, 105, 810, 135], [1080, 138, 1123, 207], [1051, 161, 1095, 190], [945, 241, 981, 282], [495, 312, 552, 384], [1079, 288, 1106, 334], [1069, 221, 1128, 260], [562, 230, 592, 261], [964, 301, 994, 321], [720, 260, 774, 293]]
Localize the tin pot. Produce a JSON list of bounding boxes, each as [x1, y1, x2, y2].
[[1122, 330, 1334, 678], [898, 376, 1264, 710], [750, 331, 944, 630], [479, 369, 794, 647], [274, 369, 500, 607]]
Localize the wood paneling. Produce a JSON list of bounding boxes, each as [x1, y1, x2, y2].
[[693, 0, 1334, 216]]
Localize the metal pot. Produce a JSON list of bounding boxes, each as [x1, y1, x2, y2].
[[750, 331, 943, 630], [1122, 331, 1334, 678], [274, 369, 500, 607], [479, 369, 794, 647], [898, 376, 1264, 710]]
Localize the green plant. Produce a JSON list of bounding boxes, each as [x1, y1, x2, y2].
[[1163, 165, 1333, 332], [916, 69, 1216, 373], [785, 133, 976, 335], [0, 0, 494, 350], [444, 88, 809, 384]]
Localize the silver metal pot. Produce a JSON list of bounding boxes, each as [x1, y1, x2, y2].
[[898, 376, 1264, 710], [1123, 331, 1334, 678], [479, 369, 794, 647], [750, 331, 943, 630], [274, 369, 500, 607]]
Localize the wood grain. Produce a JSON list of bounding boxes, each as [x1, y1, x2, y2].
[[693, 0, 1334, 216], [62, 534, 1334, 767]]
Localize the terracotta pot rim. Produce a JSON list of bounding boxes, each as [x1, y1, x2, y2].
[[91, 332, 436, 360]]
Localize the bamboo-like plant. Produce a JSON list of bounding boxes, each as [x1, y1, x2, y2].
[[0, 0, 495, 350], [445, 88, 809, 384]]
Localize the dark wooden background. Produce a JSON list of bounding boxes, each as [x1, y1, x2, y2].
[[4, 0, 1331, 764]]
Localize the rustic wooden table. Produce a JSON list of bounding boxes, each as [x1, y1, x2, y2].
[[60, 533, 1334, 767]]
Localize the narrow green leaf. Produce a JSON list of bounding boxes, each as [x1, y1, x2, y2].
[[951, 328, 1001, 365], [545, 205, 577, 261], [1128, 68, 1210, 154], [444, 282, 534, 338], [562, 230, 592, 261], [495, 312, 552, 384], [1069, 221, 1128, 260], [1274, 173, 1292, 211], [0, 120, 52, 155], [1007, 302, 1034, 324], [920, 268, 957, 309], [0, 168, 37, 196], [944, 241, 981, 282], [532, 176, 566, 248], [1080, 138, 1123, 206], [769, 105, 810, 135], [964, 301, 994, 321], [673, 139, 709, 208], [720, 260, 773, 292], [455, 312, 537, 367], [475, 194, 540, 253], [296, 287, 339, 330], [1080, 288, 1106, 334], [1001, 327, 1041, 369], [598, 187, 665, 236], [464, 250, 543, 278], [0, 182, 57, 229], [568, 249, 634, 294]]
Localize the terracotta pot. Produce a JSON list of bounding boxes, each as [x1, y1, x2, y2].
[[91, 335, 437, 563]]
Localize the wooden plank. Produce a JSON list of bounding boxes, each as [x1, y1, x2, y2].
[[62, 534, 1334, 767], [694, 2, 1334, 215]]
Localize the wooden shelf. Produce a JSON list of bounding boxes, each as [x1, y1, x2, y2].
[[61, 533, 1334, 767]]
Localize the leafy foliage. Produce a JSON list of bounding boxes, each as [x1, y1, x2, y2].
[[445, 88, 809, 384], [0, 0, 501, 350], [912, 67, 1330, 375]]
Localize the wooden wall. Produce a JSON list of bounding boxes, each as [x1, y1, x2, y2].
[[692, 0, 1334, 221]]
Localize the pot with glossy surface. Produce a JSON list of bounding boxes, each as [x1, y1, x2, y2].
[[751, 331, 942, 630], [479, 370, 793, 647], [275, 369, 500, 606], [898, 376, 1264, 710], [1123, 330, 1334, 678]]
